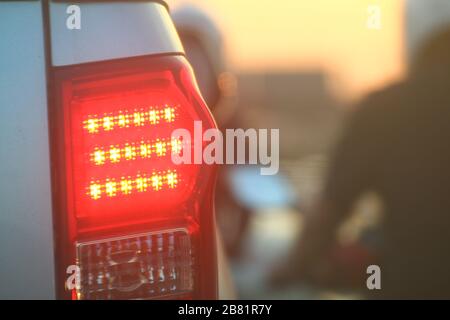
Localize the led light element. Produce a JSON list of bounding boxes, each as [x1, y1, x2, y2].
[[85, 118, 99, 134], [87, 170, 179, 200], [83, 106, 177, 134], [90, 138, 183, 166], [89, 183, 102, 200], [93, 150, 106, 165]]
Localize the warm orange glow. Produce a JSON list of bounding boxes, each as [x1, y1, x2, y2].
[[170, 0, 405, 100]]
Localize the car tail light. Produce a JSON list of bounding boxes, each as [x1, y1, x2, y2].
[[49, 55, 218, 299]]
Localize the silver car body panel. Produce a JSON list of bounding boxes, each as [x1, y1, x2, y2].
[[49, 1, 184, 66], [0, 1, 55, 299]]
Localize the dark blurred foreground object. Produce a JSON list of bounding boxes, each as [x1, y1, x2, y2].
[[272, 27, 450, 299]]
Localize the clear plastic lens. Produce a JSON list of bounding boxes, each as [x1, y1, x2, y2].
[[76, 230, 194, 300]]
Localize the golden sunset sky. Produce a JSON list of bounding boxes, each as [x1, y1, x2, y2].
[[168, 0, 405, 101]]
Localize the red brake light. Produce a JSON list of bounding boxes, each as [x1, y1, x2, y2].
[[50, 55, 218, 299]]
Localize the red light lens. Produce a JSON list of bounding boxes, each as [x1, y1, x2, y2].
[[61, 60, 214, 233]]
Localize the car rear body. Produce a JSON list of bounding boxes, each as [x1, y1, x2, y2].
[[0, 0, 220, 299]]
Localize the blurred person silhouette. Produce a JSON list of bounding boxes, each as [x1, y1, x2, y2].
[[272, 0, 450, 299]]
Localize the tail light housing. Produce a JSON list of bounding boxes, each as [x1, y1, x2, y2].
[[49, 55, 218, 299]]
